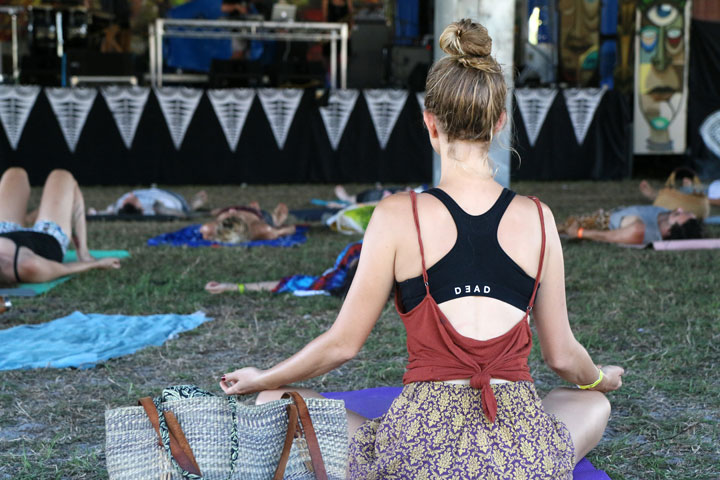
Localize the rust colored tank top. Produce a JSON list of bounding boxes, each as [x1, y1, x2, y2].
[[397, 191, 546, 422]]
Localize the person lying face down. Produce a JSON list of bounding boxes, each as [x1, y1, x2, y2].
[[562, 205, 703, 244], [0, 168, 121, 286], [199, 202, 296, 243]]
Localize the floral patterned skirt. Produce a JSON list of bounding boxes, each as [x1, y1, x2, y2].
[[348, 381, 574, 480]]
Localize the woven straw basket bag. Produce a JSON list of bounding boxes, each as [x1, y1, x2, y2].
[[105, 385, 348, 480]]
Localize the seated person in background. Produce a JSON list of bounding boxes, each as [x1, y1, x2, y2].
[[200, 202, 296, 243], [332, 184, 425, 207], [560, 205, 703, 244], [0, 168, 121, 285], [88, 187, 207, 217], [205, 240, 361, 297], [639, 178, 720, 207]]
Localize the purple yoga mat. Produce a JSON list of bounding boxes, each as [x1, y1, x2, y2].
[[323, 386, 611, 480]]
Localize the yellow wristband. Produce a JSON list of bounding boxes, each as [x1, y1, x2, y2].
[[578, 368, 604, 389], [237, 283, 245, 294]]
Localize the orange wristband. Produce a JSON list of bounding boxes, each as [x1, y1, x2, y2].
[[577, 227, 584, 239]]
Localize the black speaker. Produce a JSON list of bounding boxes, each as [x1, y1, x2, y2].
[[348, 21, 391, 88]]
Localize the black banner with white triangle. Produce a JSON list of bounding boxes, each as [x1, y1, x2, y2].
[[154, 87, 203, 150], [207, 88, 255, 152], [45, 88, 97, 153], [563, 88, 606, 145], [257, 88, 303, 150], [364, 89, 408, 150], [700, 110, 720, 160], [0, 85, 41, 150], [101, 86, 150, 150], [319, 89, 358, 151], [515, 88, 557, 147]]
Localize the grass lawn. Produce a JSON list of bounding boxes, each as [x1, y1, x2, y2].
[[0, 181, 718, 480]]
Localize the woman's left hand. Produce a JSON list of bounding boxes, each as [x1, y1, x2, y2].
[[220, 367, 265, 395]]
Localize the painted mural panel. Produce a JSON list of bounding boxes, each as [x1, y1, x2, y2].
[[634, 0, 691, 154], [558, 0, 601, 86]]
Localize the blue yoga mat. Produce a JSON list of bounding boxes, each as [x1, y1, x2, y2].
[[0, 311, 211, 370], [323, 386, 611, 480], [147, 225, 309, 248]]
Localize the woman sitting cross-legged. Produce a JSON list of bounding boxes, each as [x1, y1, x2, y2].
[[0, 168, 121, 285], [218, 20, 623, 479]]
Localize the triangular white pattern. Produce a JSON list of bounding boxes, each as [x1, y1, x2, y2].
[[257, 88, 303, 150], [207, 89, 255, 152], [154, 87, 203, 150], [364, 89, 408, 149], [416, 92, 425, 112], [319, 89, 358, 150], [563, 88, 606, 145], [514, 88, 557, 147], [45, 88, 97, 153], [0, 86, 41, 150], [101, 86, 150, 149], [700, 110, 720, 159]]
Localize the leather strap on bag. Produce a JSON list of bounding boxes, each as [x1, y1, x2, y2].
[[272, 403, 300, 480], [139, 397, 202, 477], [272, 392, 328, 480]]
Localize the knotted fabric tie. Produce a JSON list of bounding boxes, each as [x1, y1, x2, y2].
[[470, 370, 498, 423]]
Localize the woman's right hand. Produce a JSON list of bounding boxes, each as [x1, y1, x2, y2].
[[594, 365, 625, 392], [219, 367, 265, 395]]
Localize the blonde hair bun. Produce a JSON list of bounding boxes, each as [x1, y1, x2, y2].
[[439, 19, 492, 59]]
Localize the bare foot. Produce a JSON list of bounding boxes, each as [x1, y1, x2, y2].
[[191, 190, 208, 210], [639, 180, 656, 200], [334, 185, 354, 204], [271, 203, 289, 226], [95, 257, 121, 269]]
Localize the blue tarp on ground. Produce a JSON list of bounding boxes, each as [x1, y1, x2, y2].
[[0, 311, 211, 370]]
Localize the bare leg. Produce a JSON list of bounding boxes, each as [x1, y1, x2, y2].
[[639, 180, 657, 201], [334, 185, 356, 204], [271, 203, 289, 226], [0, 167, 31, 224], [35, 170, 92, 260], [542, 387, 611, 464], [257, 387, 369, 437]]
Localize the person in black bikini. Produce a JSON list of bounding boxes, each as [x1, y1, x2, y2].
[[0, 168, 121, 285]]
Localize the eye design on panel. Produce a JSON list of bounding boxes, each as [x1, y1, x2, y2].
[[640, 26, 658, 52], [666, 28, 683, 51], [647, 4, 679, 26]]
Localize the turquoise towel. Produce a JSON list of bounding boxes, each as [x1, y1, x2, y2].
[[0, 310, 210, 370]]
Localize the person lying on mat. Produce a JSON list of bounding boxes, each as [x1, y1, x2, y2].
[[218, 20, 623, 479], [560, 205, 703, 245], [0, 168, 121, 285], [87, 187, 208, 217], [333, 184, 420, 206], [199, 202, 296, 243], [205, 241, 361, 297]]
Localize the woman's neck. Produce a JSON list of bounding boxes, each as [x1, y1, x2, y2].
[[438, 138, 496, 186]]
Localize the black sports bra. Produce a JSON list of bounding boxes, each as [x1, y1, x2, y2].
[[0, 231, 63, 283], [397, 188, 537, 312]]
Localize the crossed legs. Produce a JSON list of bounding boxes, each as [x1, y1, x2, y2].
[[542, 387, 611, 464]]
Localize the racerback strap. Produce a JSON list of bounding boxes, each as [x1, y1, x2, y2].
[[409, 191, 430, 292]]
